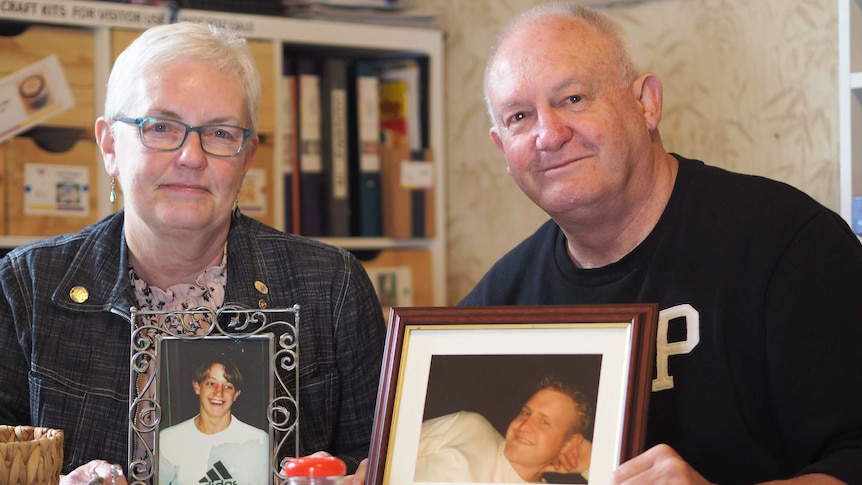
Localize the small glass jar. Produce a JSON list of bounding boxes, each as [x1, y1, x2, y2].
[[281, 456, 347, 485]]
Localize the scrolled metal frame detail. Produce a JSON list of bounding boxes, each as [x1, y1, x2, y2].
[[128, 304, 300, 485]]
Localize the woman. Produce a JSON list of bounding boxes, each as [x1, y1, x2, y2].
[[0, 22, 384, 484]]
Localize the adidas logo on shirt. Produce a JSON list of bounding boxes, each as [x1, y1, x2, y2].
[[198, 460, 237, 485]]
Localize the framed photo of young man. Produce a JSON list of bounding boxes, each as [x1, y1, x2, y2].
[[157, 336, 272, 485], [128, 305, 300, 485], [366, 304, 658, 485]]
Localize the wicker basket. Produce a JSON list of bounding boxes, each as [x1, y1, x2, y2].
[[0, 425, 64, 485]]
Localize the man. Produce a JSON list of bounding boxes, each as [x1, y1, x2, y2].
[[415, 376, 591, 483], [159, 359, 268, 485], [461, 2, 862, 484]]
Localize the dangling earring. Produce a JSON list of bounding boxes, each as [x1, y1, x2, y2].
[[109, 178, 117, 204], [232, 198, 241, 220]]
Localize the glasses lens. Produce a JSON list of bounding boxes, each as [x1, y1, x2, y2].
[[139, 118, 186, 150], [201, 125, 246, 156], [134, 118, 247, 156]]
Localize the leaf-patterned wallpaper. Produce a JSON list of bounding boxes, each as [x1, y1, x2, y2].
[[409, 0, 838, 303]]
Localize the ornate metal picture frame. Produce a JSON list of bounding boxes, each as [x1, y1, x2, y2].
[[366, 304, 658, 485], [128, 304, 300, 485]]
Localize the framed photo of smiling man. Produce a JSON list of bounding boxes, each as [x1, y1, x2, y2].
[[157, 336, 272, 485], [366, 304, 658, 485], [128, 305, 300, 485], [418, 354, 602, 484]]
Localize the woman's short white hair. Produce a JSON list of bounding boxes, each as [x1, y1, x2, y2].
[[104, 21, 261, 133]]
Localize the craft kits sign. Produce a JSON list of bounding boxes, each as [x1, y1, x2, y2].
[[0, 1, 258, 34], [0, 55, 74, 144]]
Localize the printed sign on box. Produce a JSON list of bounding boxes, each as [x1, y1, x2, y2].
[[238, 167, 268, 216], [366, 266, 414, 309], [25, 163, 90, 217], [0, 55, 75, 144]]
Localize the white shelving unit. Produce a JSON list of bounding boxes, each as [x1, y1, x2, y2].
[[0, 0, 447, 305], [839, 0, 862, 234]]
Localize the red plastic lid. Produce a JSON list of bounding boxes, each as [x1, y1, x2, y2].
[[283, 456, 347, 477]]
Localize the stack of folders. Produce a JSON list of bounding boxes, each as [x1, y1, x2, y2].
[[280, 53, 434, 239]]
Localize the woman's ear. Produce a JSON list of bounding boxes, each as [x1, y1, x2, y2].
[[95, 117, 119, 177]]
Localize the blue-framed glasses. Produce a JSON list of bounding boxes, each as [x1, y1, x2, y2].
[[114, 116, 252, 157]]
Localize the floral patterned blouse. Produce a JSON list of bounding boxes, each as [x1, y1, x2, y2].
[[130, 244, 227, 333]]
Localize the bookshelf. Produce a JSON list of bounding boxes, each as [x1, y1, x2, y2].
[[0, 0, 447, 305], [839, 0, 862, 236]]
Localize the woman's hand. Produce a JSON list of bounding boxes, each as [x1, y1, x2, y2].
[[344, 458, 368, 485], [305, 451, 368, 485], [60, 460, 128, 485]]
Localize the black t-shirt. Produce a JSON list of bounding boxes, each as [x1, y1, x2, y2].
[[461, 155, 862, 484]]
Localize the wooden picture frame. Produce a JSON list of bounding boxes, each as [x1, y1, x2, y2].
[[366, 304, 658, 484]]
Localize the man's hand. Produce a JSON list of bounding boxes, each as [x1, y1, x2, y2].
[[611, 444, 713, 485], [550, 436, 592, 475], [60, 460, 128, 485]]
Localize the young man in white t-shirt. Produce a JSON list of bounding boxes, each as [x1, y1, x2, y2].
[[159, 359, 269, 485]]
